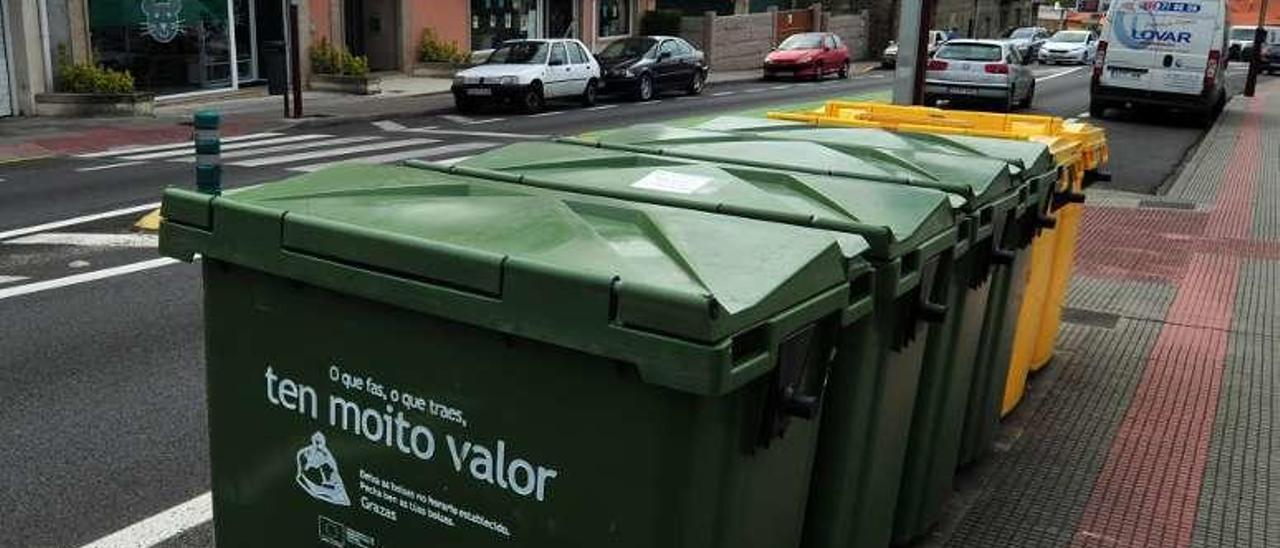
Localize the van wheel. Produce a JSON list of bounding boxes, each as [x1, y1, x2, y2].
[[1089, 100, 1106, 119]]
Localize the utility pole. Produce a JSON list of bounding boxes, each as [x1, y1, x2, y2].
[[281, 0, 291, 117], [1244, 0, 1271, 97], [893, 0, 937, 104], [288, 0, 304, 118]]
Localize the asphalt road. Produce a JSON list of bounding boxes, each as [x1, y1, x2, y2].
[[0, 64, 1256, 547]]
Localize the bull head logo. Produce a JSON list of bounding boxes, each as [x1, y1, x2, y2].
[[140, 0, 185, 44]]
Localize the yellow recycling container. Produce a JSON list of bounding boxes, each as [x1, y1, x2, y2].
[[769, 102, 1101, 414]]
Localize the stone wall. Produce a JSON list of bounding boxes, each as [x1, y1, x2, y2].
[[825, 12, 870, 60], [677, 8, 870, 71]]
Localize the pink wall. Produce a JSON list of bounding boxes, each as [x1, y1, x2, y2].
[[310, 0, 332, 45], [409, 0, 470, 52]]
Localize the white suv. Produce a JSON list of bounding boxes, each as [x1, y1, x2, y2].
[[452, 39, 602, 113]]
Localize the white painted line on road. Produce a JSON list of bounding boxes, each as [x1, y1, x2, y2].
[[1036, 66, 1086, 82], [770, 85, 792, 90], [528, 110, 564, 117], [587, 104, 617, 111], [712, 91, 736, 96], [634, 100, 664, 105], [406, 128, 548, 139], [290, 142, 499, 172], [122, 134, 332, 160], [743, 88, 766, 93], [232, 138, 439, 167], [0, 257, 181, 301], [0, 275, 29, 285], [76, 133, 282, 158], [373, 120, 408, 131], [1077, 111, 1091, 118], [77, 492, 211, 548], [6, 232, 159, 248], [440, 114, 505, 125], [75, 161, 146, 173], [431, 155, 475, 167], [173, 136, 383, 162], [0, 203, 161, 242]]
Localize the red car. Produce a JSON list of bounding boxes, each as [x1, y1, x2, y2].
[[763, 32, 851, 80]]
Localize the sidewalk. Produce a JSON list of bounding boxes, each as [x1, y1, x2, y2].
[[932, 82, 1279, 547]]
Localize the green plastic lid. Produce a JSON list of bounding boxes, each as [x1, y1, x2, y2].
[[159, 164, 870, 396], [568, 124, 1020, 209], [445, 141, 957, 262], [695, 116, 1058, 179]]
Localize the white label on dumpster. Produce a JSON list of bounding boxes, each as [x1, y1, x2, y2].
[[631, 170, 713, 194], [263, 365, 558, 540]]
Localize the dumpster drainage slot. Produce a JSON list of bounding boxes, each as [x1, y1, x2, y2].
[[733, 325, 769, 364], [1060, 307, 1120, 329]]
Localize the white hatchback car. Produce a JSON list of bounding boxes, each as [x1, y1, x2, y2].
[[451, 39, 601, 113], [925, 39, 1037, 112], [1039, 30, 1099, 65]]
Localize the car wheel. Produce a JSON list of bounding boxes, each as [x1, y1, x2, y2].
[[1020, 81, 1036, 108], [636, 73, 654, 101], [522, 82, 545, 113], [455, 96, 478, 114], [687, 70, 706, 95], [581, 79, 598, 106], [839, 60, 850, 78]]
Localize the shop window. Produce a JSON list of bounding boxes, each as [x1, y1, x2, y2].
[[598, 0, 631, 38]]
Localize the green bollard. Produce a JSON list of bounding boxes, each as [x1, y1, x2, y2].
[[194, 110, 222, 195]]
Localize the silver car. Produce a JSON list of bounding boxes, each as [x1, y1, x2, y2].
[[1038, 30, 1098, 65], [925, 40, 1036, 112]]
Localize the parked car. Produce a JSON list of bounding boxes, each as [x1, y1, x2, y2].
[[924, 39, 1037, 111], [595, 36, 708, 101], [1229, 25, 1258, 60], [1091, 0, 1228, 125], [1038, 30, 1099, 64], [451, 39, 601, 113], [763, 32, 851, 80], [881, 30, 950, 68], [1002, 27, 1051, 60]]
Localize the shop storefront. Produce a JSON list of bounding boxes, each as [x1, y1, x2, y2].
[[468, 0, 582, 51], [88, 0, 262, 97]]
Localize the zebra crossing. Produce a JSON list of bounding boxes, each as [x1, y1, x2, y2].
[[73, 132, 501, 173]]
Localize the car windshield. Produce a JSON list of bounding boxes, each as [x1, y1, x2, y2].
[[486, 42, 549, 64], [937, 43, 1004, 61], [599, 37, 657, 59], [1008, 28, 1038, 39], [778, 33, 824, 50], [1231, 27, 1256, 40], [1050, 31, 1089, 43]]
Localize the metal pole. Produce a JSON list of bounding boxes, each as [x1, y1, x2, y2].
[[1244, 0, 1271, 97], [894, 0, 936, 105], [281, 0, 291, 117], [289, 0, 304, 118]]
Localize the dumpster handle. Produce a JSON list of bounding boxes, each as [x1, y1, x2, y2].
[[992, 246, 1017, 265], [1037, 213, 1057, 229], [919, 299, 948, 323]]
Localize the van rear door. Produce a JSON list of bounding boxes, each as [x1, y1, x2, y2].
[[1102, 0, 1219, 95]]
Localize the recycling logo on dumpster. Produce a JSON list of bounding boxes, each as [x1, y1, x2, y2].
[[296, 431, 352, 506]]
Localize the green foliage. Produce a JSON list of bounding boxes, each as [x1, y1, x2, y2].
[[419, 28, 467, 63], [310, 38, 371, 77], [640, 10, 684, 36], [55, 47, 135, 94]]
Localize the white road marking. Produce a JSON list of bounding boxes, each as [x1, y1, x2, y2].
[[440, 114, 505, 125], [405, 128, 548, 139], [373, 120, 408, 131], [231, 138, 439, 167], [0, 257, 181, 301], [712, 91, 736, 96], [0, 203, 161, 242], [75, 133, 282, 158], [76, 492, 211, 548], [1077, 111, 1091, 118], [122, 134, 332, 161], [290, 142, 499, 172], [586, 104, 617, 111], [634, 100, 663, 105], [0, 275, 29, 285], [1036, 66, 1086, 82], [171, 136, 383, 162], [528, 110, 564, 117], [743, 88, 766, 93], [5, 232, 158, 248], [770, 85, 792, 90], [431, 155, 475, 167], [75, 161, 147, 173]]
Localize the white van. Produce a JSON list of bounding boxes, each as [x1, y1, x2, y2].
[[1090, 0, 1229, 125]]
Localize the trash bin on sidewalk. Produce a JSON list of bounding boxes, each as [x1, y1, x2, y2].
[[432, 141, 961, 548], [262, 40, 289, 95], [561, 121, 1058, 539], [511, 128, 1030, 545], [158, 164, 875, 548]]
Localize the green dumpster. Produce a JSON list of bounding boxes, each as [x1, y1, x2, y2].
[[553, 125, 1054, 544], [430, 141, 960, 548], [672, 117, 1065, 470], [158, 164, 877, 548]]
